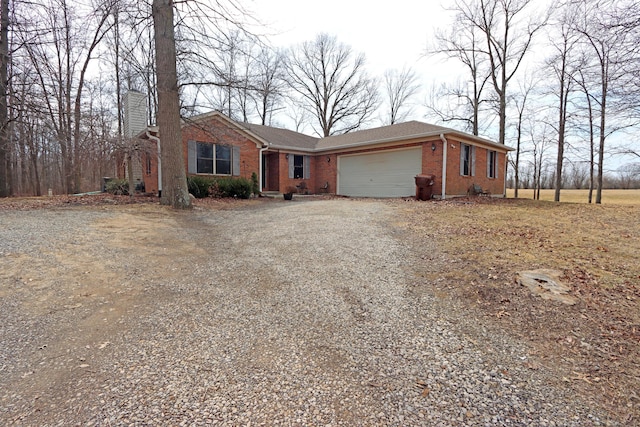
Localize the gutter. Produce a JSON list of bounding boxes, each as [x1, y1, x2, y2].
[[146, 130, 162, 196], [440, 133, 448, 200]]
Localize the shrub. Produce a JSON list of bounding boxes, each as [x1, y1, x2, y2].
[[251, 172, 260, 195], [187, 176, 253, 199], [213, 177, 253, 199], [187, 176, 214, 198], [105, 179, 130, 195]]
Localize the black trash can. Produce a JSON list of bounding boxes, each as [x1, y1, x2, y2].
[[415, 174, 435, 201]]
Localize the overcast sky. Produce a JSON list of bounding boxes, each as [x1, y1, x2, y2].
[[252, 0, 455, 76], [251, 0, 462, 122]]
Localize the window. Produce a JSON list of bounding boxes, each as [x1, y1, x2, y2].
[[145, 154, 152, 175], [188, 140, 240, 176], [460, 143, 475, 176], [197, 142, 215, 174], [293, 155, 304, 179], [216, 144, 231, 175], [487, 150, 497, 178], [288, 154, 310, 179]]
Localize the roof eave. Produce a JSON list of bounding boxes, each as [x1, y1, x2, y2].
[[313, 130, 513, 153]]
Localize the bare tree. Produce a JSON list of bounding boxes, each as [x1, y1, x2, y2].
[[545, 2, 582, 202], [383, 67, 420, 125], [455, 0, 547, 145], [530, 120, 553, 200], [574, 67, 598, 203], [509, 76, 537, 197], [286, 33, 378, 137], [574, 0, 638, 204], [17, 0, 115, 194], [0, 0, 9, 196], [252, 47, 285, 125], [152, 0, 190, 208], [430, 16, 491, 135], [425, 80, 496, 134], [568, 162, 589, 189]]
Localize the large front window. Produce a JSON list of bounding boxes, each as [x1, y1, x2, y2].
[[197, 142, 231, 175]]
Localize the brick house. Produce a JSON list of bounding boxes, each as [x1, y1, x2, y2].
[[139, 111, 512, 199]]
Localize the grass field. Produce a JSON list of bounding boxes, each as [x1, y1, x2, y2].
[[506, 188, 640, 205], [397, 196, 640, 420]]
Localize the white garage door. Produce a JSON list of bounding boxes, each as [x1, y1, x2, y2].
[[338, 148, 422, 197]]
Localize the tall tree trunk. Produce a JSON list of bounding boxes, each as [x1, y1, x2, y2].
[[153, 0, 191, 209], [595, 63, 607, 205], [586, 91, 594, 204], [0, 0, 9, 197]]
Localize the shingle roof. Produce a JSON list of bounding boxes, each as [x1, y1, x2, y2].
[[240, 123, 319, 150], [315, 121, 452, 150], [173, 111, 510, 152]]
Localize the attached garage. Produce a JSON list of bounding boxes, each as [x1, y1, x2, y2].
[[337, 147, 422, 197]]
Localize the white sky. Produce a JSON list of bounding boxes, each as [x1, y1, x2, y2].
[[250, 0, 462, 118], [252, 0, 455, 75]]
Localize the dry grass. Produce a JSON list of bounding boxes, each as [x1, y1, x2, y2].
[[396, 197, 640, 423], [507, 188, 640, 205]]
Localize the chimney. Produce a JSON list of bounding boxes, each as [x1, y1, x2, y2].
[[123, 90, 147, 138]]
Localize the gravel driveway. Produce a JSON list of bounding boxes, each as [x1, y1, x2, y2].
[[0, 199, 612, 426]]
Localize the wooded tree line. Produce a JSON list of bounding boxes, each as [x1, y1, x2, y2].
[[429, 0, 640, 202], [0, 0, 637, 201]]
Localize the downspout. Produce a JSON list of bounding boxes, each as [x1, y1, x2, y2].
[[439, 133, 448, 200], [503, 152, 508, 198], [146, 130, 162, 197], [259, 144, 269, 193]]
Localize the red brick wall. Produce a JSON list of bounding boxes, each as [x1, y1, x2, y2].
[[314, 153, 337, 193], [421, 139, 443, 194], [277, 153, 319, 194], [182, 117, 260, 182], [444, 140, 506, 196]]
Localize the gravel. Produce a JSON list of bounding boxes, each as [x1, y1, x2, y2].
[[0, 199, 616, 426]]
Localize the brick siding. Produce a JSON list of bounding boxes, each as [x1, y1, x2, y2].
[[142, 117, 508, 198]]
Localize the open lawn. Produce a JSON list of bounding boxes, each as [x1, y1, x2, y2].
[[507, 188, 640, 205], [397, 196, 640, 422]]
